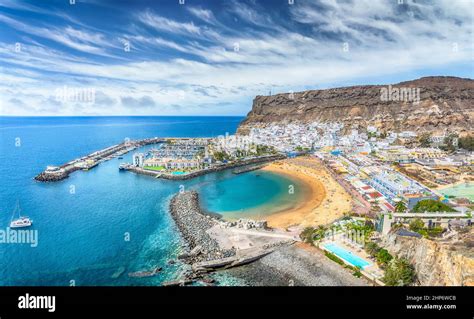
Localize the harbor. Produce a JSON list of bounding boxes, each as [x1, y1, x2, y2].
[[35, 135, 285, 182], [124, 154, 284, 180], [34, 137, 165, 182]]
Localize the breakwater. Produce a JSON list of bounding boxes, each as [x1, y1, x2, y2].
[[232, 163, 267, 174], [34, 138, 163, 182], [169, 191, 236, 264], [168, 190, 291, 285]]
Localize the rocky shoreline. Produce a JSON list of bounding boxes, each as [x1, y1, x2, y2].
[[168, 190, 367, 286], [34, 167, 81, 182], [222, 244, 369, 286]]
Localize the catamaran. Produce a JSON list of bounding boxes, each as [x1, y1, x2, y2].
[[10, 201, 32, 228]]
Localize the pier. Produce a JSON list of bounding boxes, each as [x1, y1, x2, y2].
[[232, 163, 267, 174], [34, 137, 164, 182]]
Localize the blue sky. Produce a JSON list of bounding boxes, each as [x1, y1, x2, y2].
[[0, 0, 473, 116]]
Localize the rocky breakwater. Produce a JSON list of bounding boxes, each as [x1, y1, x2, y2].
[[34, 166, 80, 182], [169, 191, 236, 264], [381, 229, 474, 286]]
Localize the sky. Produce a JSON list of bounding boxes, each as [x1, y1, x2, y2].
[[0, 0, 473, 116]]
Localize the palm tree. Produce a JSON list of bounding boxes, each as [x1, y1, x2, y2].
[[395, 201, 407, 213]]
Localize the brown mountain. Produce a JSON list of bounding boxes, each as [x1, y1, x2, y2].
[[237, 76, 473, 136]]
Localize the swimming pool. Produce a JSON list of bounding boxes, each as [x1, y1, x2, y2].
[[172, 171, 186, 175], [323, 242, 371, 269]]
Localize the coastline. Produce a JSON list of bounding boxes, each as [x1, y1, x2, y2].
[[169, 190, 366, 286], [221, 242, 368, 286], [259, 157, 353, 229]]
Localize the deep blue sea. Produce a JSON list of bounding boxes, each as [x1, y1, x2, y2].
[[0, 116, 302, 286]]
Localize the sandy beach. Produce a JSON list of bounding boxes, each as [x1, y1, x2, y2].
[[260, 157, 353, 229]]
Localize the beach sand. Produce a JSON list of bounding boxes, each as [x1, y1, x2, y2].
[[260, 157, 353, 229]]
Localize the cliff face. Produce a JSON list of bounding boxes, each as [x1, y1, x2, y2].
[[381, 230, 474, 286], [238, 76, 474, 135]]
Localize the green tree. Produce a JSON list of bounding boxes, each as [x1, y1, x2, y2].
[[375, 248, 393, 266], [441, 134, 458, 152], [299, 227, 315, 244], [412, 199, 456, 213], [394, 201, 407, 213], [213, 151, 229, 162], [458, 135, 474, 151], [313, 225, 328, 241], [365, 242, 380, 257], [409, 218, 425, 233], [418, 133, 432, 147], [383, 258, 416, 286]]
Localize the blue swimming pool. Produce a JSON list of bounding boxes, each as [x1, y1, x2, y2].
[[323, 242, 371, 269]]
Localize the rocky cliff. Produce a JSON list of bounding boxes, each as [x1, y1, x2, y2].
[[381, 230, 474, 286], [238, 76, 474, 135]]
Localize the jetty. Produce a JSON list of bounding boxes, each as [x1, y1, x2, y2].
[[34, 138, 164, 182], [232, 163, 267, 174]]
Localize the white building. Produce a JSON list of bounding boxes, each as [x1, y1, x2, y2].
[[132, 153, 144, 167]]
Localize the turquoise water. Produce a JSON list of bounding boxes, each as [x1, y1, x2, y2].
[[323, 243, 371, 269], [200, 171, 307, 220], [440, 183, 474, 201], [172, 171, 186, 175], [1, 116, 294, 286]]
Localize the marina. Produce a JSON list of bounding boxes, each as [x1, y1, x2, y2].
[[34, 137, 164, 182], [125, 154, 284, 180]]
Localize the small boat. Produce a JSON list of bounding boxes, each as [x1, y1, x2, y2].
[[119, 163, 128, 171], [10, 201, 32, 228], [117, 156, 124, 160]]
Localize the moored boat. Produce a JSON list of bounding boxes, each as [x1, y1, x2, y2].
[[10, 201, 32, 228]]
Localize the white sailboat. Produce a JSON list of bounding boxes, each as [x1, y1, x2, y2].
[[10, 201, 32, 228]]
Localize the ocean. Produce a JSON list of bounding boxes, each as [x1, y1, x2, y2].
[[0, 116, 302, 286]]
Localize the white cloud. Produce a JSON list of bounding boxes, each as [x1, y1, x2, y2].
[[186, 6, 217, 25], [138, 10, 201, 35], [0, 13, 116, 56], [1, 0, 473, 116]]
